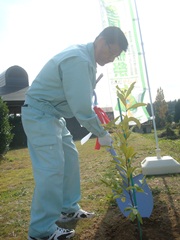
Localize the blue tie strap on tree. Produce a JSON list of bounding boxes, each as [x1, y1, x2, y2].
[[93, 82, 154, 240]]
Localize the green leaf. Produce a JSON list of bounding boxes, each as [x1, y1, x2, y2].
[[127, 102, 147, 111], [125, 146, 135, 160], [139, 176, 146, 186], [124, 207, 132, 212], [125, 82, 136, 99], [121, 196, 126, 202], [116, 85, 126, 96], [134, 184, 144, 193], [137, 212, 143, 224], [128, 211, 136, 222], [127, 117, 141, 128], [126, 185, 135, 191], [132, 208, 138, 215], [126, 167, 137, 178], [122, 115, 129, 126], [117, 92, 126, 107]]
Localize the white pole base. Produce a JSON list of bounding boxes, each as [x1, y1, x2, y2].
[[141, 156, 180, 175]]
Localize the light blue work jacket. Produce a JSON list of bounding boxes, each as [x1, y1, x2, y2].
[[25, 42, 107, 137]]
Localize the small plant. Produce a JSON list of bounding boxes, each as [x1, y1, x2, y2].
[[102, 82, 148, 239]]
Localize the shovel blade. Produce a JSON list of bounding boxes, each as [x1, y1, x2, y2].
[[116, 174, 153, 218]]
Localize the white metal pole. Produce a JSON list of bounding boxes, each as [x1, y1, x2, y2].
[[133, 0, 161, 158]]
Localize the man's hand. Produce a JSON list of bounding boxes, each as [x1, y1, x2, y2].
[[98, 133, 113, 146]]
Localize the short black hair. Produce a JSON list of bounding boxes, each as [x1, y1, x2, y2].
[[96, 26, 128, 52]]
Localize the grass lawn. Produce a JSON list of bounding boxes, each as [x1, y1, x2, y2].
[[0, 132, 180, 239]]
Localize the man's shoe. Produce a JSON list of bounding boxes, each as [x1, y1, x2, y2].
[[28, 227, 75, 240], [59, 209, 95, 222]]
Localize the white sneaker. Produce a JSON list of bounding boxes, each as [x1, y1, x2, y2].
[[59, 209, 95, 222], [28, 226, 75, 240]]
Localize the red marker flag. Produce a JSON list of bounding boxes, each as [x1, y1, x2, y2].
[[94, 106, 110, 150]]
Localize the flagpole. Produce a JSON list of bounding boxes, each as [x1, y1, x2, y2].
[[133, 0, 161, 158]]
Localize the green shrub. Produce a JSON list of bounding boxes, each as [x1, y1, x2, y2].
[[0, 97, 14, 156]]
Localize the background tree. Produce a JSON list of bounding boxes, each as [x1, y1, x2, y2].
[[168, 100, 177, 117], [174, 99, 180, 123], [154, 87, 168, 129], [166, 100, 176, 123], [146, 103, 152, 117], [0, 97, 13, 157], [147, 100, 177, 123]]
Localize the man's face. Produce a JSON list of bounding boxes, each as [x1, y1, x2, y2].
[[95, 38, 122, 66]]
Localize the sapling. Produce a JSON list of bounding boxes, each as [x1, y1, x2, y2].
[[102, 82, 147, 239]]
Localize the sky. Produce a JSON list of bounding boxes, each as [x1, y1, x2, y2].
[[0, 0, 180, 107]]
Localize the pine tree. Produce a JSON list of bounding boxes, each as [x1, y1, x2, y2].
[[154, 88, 168, 128]]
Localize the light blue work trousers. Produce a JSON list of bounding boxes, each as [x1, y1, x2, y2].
[[21, 105, 81, 238]]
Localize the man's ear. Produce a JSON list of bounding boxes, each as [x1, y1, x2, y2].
[[95, 36, 106, 47]]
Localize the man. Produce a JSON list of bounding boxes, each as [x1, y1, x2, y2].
[[22, 26, 128, 240]]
